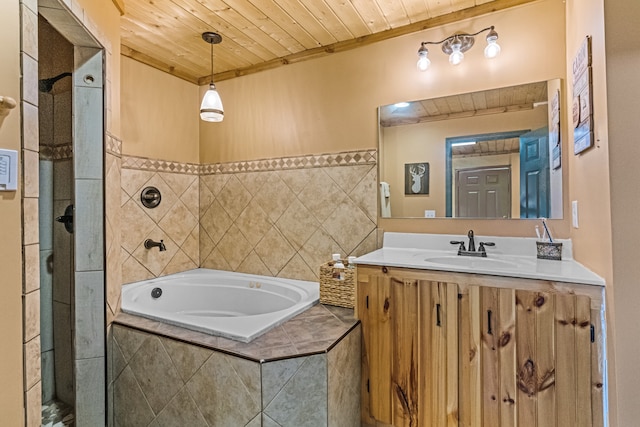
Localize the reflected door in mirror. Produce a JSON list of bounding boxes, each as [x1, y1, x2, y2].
[[456, 166, 511, 218]]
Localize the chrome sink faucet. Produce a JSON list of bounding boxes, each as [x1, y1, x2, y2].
[[144, 239, 166, 252], [450, 230, 494, 257]]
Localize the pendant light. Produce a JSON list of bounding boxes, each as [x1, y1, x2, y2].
[[200, 32, 224, 122]]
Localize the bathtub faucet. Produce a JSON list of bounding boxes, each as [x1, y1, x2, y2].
[[144, 239, 166, 252]]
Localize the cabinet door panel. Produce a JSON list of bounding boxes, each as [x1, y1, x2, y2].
[[498, 288, 517, 427], [459, 286, 482, 427], [515, 290, 540, 426], [392, 277, 419, 426], [481, 287, 501, 426], [464, 286, 593, 427], [369, 274, 393, 423], [357, 267, 458, 427], [534, 291, 556, 427]]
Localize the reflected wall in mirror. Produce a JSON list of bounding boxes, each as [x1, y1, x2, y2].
[[378, 79, 563, 219]]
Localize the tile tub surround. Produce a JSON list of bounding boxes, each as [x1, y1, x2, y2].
[[120, 150, 378, 286], [111, 305, 360, 426]]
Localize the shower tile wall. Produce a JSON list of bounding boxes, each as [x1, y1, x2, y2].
[[119, 149, 378, 286]]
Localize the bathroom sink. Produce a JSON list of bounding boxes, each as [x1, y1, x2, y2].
[[423, 256, 519, 270]]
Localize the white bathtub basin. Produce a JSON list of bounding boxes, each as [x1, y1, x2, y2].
[[121, 269, 319, 343]]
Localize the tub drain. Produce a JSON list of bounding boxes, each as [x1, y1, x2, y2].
[[151, 287, 163, 299]]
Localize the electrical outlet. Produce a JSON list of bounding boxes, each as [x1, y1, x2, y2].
[[572, 200, 579, 228]]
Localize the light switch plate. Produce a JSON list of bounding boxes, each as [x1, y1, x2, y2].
[[0, 148, 18, 191], [572, 200, 579, 228], [424, 210, 436, 218]]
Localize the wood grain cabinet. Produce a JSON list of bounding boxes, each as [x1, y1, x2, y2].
[[356, 265, 605, 427]]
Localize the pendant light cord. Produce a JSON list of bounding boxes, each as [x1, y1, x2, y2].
[[210, 42, 214, 85]]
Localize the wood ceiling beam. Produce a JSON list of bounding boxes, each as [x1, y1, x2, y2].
[[112, 0, 125, 16], [121, 45, 199, 84]]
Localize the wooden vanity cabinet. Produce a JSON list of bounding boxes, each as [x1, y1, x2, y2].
[[356, 265, 605, 427]]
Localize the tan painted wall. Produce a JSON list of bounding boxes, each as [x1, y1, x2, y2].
[[381, 107, 546, 218], [200, 0, 569, 239], [0, 1, 25, 423], [564, 2, 616, 425], [604, 1, 640, 426], [121, 56, 199, 163]]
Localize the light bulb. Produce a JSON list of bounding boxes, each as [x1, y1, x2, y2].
[[484, 28, 501, 59], [417, 55, 431, 71], [200, 83, 224, 122], [449, 48, 464, 65], [484, 40, 501, 58], [417, 44, 430, 71]]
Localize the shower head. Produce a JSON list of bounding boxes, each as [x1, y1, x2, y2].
[[39, 72, 72, 93]]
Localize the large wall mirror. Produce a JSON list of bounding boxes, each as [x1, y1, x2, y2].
[[378, 79, 563, 219]]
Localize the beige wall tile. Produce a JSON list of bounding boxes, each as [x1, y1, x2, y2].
[[25, 381, 42, 427], [22, 101, 39, 151], [23, 243, 39, 293], [23, 197, 39, 245], [23, 290, 40, 342], [24, 337, 41, 389], [217, 175, 251, 219], [158, 200, 197, 247], [254, 227, 295, 276], [161, 250, 197, 276], [158, 172, 196, 197], [121, 168, 155, 198]]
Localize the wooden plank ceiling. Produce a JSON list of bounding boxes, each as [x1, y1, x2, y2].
[[119, 0, 537, 84]]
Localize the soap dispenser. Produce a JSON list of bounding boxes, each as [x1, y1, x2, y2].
[[332, 253, 345, 280]]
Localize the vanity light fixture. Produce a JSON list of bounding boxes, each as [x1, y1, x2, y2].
[[200, 31, 224, 122], [417, 26, 500, 71]]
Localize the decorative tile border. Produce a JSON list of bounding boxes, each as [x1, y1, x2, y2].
[[39, 143, 72, 160], [106, 133, 122, 156], [121, 155, 200, 175], [200, 149, 377, 175], [121, 149, 377, 175]]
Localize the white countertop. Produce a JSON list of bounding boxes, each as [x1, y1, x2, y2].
[[354, 232, 605, 287]]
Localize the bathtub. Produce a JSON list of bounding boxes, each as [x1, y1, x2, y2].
[[120, 268, 319, 343]]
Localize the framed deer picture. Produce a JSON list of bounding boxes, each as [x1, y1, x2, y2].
[[404, 162, 429, 195]]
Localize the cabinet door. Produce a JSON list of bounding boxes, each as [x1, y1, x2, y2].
[[357, 267, 458, 427], [459, 286, 593, 427]]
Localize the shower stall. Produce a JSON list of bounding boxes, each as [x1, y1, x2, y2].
[[39, 17, 75, 422], [37, 8, 106, 425]]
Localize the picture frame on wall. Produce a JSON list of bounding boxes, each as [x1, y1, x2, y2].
[[404, 162, 429, 195], [573, 36, 594, 155]]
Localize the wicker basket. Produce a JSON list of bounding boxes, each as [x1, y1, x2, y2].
[[319, 260, 355, 308]]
